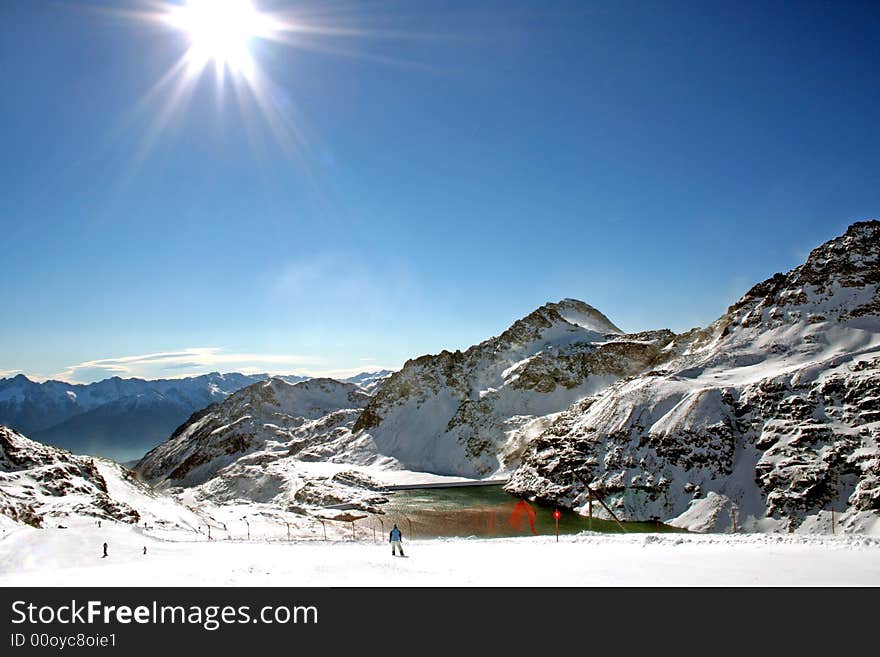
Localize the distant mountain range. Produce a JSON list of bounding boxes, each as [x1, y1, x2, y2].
[[0, 370, 393, 462]]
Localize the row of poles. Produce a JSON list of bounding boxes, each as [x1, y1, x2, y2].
[[188, 514, 415, 543]]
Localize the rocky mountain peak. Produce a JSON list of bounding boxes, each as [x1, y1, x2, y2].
[[544, 298, 623, 334], [720, 220, 880, 335], [797, 219, 880, 288], [480, 299, 620, 355]]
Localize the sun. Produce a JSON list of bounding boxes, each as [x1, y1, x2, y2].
[[166, 0, 276, 72], [116, 0, 380, 162]]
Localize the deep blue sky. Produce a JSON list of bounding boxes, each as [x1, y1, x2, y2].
[[1, 0, 879, 382]]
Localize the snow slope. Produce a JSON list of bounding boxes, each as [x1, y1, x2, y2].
[[0, 524, 877, 586]]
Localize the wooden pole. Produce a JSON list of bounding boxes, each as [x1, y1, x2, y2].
[[831, 509, 835, 535], [573, 472, 627, 532]]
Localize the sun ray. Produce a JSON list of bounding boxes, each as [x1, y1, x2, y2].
[[94, 0, 458, 174]]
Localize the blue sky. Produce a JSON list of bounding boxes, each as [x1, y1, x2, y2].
[[1, 0, 879, 383]]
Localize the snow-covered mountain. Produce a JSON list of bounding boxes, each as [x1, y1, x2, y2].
[[0, 425, 207, 531], [352, 299, 676, 477], [507, 221, 880, 534], [0, 370, 388, 462], [138, 378, 371, 487], [135, 378, 390, 513]]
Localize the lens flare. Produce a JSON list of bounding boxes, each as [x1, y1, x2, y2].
[[164, 0, 278, 74]]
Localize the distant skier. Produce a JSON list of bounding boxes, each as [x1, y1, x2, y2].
[[143, 546, 147, 555], [389, 524, 405, 557], [102, 542, 108, 558]]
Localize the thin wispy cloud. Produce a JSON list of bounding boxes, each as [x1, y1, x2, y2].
[[55, 347, 321, 384], [52, 348, 395, 384]]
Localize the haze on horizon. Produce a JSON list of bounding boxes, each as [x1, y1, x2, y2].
[[2, 0, 879, 384]]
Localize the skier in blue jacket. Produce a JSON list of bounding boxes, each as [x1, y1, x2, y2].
[[389, 524, 405, 557]]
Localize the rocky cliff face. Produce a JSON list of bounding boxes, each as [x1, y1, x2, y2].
[[0, 426, 206, 529], [353, 299, 677, 477], [507, 221, 880, 533]]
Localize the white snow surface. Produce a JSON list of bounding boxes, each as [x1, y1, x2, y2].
[[1, 523, 877, 586]]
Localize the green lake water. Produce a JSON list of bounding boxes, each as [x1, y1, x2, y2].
[[377, 485, 685, 538]]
